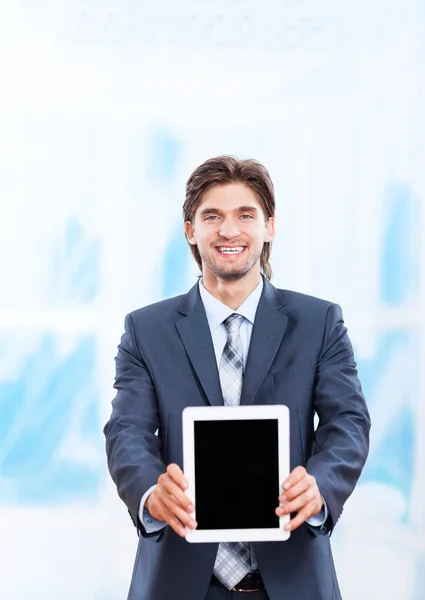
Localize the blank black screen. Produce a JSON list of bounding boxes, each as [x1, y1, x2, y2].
[[194, 419, 279, 530]]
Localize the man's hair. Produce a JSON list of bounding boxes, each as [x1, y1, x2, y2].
[[183, 155, 275, 280]]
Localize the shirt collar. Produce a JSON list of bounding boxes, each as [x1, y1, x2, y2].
[[199, 277, 264, 330]]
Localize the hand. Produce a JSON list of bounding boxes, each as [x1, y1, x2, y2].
[[275, 466, 324, 532], [145, 463, 197, 538]]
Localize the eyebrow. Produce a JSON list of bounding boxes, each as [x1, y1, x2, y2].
[[199, 206, 259, 216]]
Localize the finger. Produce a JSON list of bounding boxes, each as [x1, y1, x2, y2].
[[166, 513, 187, 537], [152, 498, 196, 536], [282, 466, 306, 491], [284, 500, 317, 532], [167, 464, 188, 490], [279, 476, 310, 502], [160, 493, 197, 526], [170, 504, 197, 530], [277, 487, 317, 516], [158, 474, 194, 511]]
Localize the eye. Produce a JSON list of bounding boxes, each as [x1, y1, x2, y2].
[[204, 215, 219, 221], [240, 214, 254, 219]]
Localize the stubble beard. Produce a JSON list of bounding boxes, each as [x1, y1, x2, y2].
[[200, 246, 262, 281]]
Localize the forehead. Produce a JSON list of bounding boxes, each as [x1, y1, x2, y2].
[[197, 183, 263, 212]]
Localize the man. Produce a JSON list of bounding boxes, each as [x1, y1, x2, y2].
[[104, 156, 370, 600]]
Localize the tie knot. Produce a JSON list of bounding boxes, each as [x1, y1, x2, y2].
[[223, 313, 244, 335]]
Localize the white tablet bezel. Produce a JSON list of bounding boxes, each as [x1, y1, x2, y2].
[[182, 404, 290, 543]]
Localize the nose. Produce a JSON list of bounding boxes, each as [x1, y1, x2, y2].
[[219, 217, 241, 239]]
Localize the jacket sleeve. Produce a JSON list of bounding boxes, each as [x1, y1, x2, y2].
[[306, 303, 371, 535], [104, 312, 165, 537]]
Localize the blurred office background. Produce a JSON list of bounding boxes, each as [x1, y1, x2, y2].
[[0, 1, 424, 598]]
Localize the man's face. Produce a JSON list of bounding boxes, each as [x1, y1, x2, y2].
[[184, 183, 275, 282]]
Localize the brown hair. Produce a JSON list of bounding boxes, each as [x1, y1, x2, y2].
[[183, 155, 275, 280]]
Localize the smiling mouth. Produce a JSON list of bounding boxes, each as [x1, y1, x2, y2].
[[216, 246, 246, 255]]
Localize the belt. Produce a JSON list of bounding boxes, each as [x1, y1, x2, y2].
[[212, 570, 265, 593]]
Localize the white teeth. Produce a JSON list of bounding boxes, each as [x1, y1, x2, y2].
[[218, 247, 244, 254]]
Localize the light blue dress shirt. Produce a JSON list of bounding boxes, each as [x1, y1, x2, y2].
[[139, 278, 327, 534]]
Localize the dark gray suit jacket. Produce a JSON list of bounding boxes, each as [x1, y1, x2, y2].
[[104, 279, 370, 600]]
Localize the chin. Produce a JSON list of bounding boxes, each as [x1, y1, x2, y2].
[[201, 251, 261, 282], [211, 265, 252, 281]]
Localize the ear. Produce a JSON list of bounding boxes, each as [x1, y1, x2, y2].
[[184, 221, 197, 245], [264, 216, 275, 243]]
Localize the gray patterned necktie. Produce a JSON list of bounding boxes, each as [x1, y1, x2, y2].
[[213, 313, 252, 590]]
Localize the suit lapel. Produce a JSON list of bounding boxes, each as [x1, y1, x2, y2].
[[240, 279, 288, 405], [175, 283, 223, 407], [175, 279, 288, 407]]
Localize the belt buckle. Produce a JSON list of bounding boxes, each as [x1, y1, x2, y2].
[[231, 570, 262, 592]]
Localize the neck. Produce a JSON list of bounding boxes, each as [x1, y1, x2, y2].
[[202, 269, 262, 310]]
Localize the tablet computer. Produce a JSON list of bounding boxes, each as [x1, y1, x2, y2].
[[182, 404, 290, 543]]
